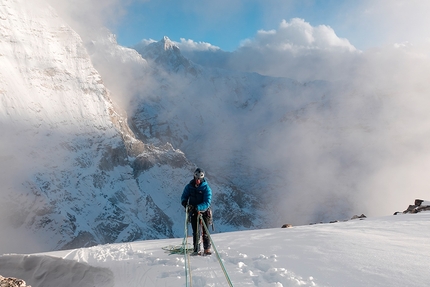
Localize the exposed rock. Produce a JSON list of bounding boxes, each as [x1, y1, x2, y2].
[[0, 275, 30, 287], [60, 231, 98, 250], [398, 199, 430, 214], [351, 214, 367, 220], [415, 199, 424, 206], [281, 224, 293, 228]]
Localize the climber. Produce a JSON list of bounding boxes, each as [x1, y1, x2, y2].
[[181, 167, 213, 255]]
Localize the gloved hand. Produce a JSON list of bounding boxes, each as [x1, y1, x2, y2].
[[187, 205, 195, 212], [182, 201, 187, 208], [190, 205, 202, 214]]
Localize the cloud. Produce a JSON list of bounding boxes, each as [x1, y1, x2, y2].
[[118, 14, 430, 223], [246, 42, 430, 221], [241, 18, 356, 52], [228, 1, 430, 51], [45, 0, 148, 41], [184, 15, 430, 222], [136, 37, 221, 52], [359, 0, 430, 45], [137, 38, 157, 46], [176, 38, 220, 52], [218, 18, 359, 82]]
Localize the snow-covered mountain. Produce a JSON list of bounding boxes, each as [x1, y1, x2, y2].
[[0, 0, 175, 251], [0, 0, 263, 254]]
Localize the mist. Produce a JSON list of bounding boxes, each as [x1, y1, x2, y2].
[[129, 25, 430, 225], [228, 19, 430, 222]]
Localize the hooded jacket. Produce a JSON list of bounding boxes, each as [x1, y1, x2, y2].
[[181, 178, 212, 211]]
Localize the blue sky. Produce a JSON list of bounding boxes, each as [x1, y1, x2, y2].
[[111, 1, 365, 51], [109, 0, 430, 52], [49, 0, 430, 53]]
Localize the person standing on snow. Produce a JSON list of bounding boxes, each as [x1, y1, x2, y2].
[[181, 167, 213, 255]]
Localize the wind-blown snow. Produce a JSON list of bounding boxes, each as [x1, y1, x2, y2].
[[1, 212, 429, 287]]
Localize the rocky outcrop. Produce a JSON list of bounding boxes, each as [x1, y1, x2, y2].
[[351, 214, 367, 220], [0, 275, 30, 287], [395, 199, 430, 215]]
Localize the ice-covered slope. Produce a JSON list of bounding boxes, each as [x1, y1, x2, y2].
[[1, 212, 429, 287]]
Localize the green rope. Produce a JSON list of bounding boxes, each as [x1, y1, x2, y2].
[[163, 209, 193, 285], [199, 213, 235, 287], [162, 244, 193, 254], [182, 207, 192, 287], [173, 208, 234, 286]]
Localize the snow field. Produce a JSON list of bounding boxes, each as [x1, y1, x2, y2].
[[2, 212, 426, 287]]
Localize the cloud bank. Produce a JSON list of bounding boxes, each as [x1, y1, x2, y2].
[[227, 18, 359, 82], [240, 18, 356, 52], [160, 16, 430, 222], [227, 18, 430, 220]]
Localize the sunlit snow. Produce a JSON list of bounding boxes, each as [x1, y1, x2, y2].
[[1, 212, 429, 287]]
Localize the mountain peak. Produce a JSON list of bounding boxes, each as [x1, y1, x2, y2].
[[160, 36, 178, 51], [134, 36, 200, 75]]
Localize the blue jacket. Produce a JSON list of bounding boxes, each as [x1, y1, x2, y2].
[[181, 178, 212, 211]]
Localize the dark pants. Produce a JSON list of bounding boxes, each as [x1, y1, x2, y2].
[[190, 212, 211, 252]]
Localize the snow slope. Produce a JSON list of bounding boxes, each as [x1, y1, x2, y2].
[[1, 212, 429, 287]]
